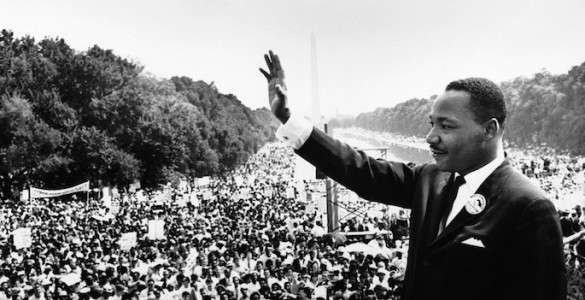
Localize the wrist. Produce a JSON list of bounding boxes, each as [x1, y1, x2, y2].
[[276, 110, 291, 124]]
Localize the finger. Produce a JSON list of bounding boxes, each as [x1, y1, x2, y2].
[[264, 53, 273, 74], [259, 68, 271, 82], [269, 50, 279, 74], [272, 52, 284, 77]]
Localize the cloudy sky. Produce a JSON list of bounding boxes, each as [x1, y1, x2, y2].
[[2, 0, 585, 118]]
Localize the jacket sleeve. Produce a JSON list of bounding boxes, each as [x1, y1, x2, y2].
[[295, 127, 419, 209]]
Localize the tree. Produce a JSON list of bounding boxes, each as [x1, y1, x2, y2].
[[0, 30, 277, 197], [0, 95, 67, 198]]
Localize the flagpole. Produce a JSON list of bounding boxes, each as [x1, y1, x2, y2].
[[85, 180, 90, 225]]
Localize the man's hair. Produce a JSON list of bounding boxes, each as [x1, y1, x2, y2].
[[445, 77, 506, 127]]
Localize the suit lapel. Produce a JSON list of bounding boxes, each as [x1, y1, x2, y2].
[[420, 173, 452, 248], [427, 160, 512, 249]]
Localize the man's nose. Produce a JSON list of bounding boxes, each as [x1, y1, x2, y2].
[[425, 127, 439, 145]]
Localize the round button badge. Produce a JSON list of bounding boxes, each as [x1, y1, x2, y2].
[[465, 194, 486, 215]]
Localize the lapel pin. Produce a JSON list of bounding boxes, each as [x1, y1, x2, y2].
[[465, 194, 486, 215]]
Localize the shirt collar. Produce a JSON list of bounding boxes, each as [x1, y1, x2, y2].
[[457, 148, 505, 193]]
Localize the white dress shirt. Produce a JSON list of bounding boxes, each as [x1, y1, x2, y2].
[[275, 115, 313, 149], [445, 150, 505, 226]]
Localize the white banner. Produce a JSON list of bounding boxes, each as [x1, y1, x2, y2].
[[13, 228, 32, 250], [30, 181, 89, 199]]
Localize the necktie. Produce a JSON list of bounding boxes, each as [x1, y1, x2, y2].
[[437, 175, 465, 236]]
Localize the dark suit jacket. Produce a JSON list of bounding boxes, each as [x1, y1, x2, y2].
[[296, 128, 567, 300]]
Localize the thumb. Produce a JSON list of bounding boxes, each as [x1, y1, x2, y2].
[[275, 84, 287, 99]]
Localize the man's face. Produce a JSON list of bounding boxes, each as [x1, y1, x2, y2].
[[426, 90, 489, 175]]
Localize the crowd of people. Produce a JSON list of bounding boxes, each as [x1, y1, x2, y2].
[[0, 138, 584, 300], [347, 127, 585, 228]]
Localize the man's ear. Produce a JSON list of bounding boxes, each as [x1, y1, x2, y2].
[[484, 118, 500, 139]]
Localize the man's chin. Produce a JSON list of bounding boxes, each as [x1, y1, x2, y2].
[[434, 160, 453, 172]]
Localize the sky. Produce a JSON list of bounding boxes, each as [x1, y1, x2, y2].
[[2, 0, 585, 118]]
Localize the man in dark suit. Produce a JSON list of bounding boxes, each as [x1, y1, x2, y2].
[[259, 51, 567, 300]]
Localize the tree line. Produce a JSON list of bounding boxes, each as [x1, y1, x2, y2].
[[0, 30, 279, 199], [330, 63, 585, 155]]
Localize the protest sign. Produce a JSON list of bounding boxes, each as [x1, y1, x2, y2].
[[247, 175, 257, 184], [112, 187, 119, 198], [13, 228, 32, 250], [101, 187, 111, 201], [129, 180, 141, 193], [20, 190, 29, 201], [195, 176, 210, 187], [176, 194, 187, 207], [111, 200, 120, 215], [264, 187, 274, 197], [148, 220, 165, 240], [119, 232, 137, 251], [189, 192, 200, 207], [136, 190, 146, 202], [286, 187, 295, 199], [103, 196, 112, 208], [234, 176, 244, 186], [306, 202, 317, 215], [61, 273, 81, 286], [202, 190, 213, 201]]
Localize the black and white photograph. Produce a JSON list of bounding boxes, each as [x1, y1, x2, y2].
[[1, 0, 585, 299]]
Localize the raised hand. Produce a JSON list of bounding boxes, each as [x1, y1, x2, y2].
[[259, 50, 291, 123]]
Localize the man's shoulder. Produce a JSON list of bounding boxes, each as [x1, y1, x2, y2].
[[501, 164, 547, 199], [495, 163, 557, 215]]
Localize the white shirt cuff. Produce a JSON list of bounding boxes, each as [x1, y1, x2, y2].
[[276, 115, 313, 150]]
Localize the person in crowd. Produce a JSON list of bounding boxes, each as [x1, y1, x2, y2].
[[260, 50, 567, 300]]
